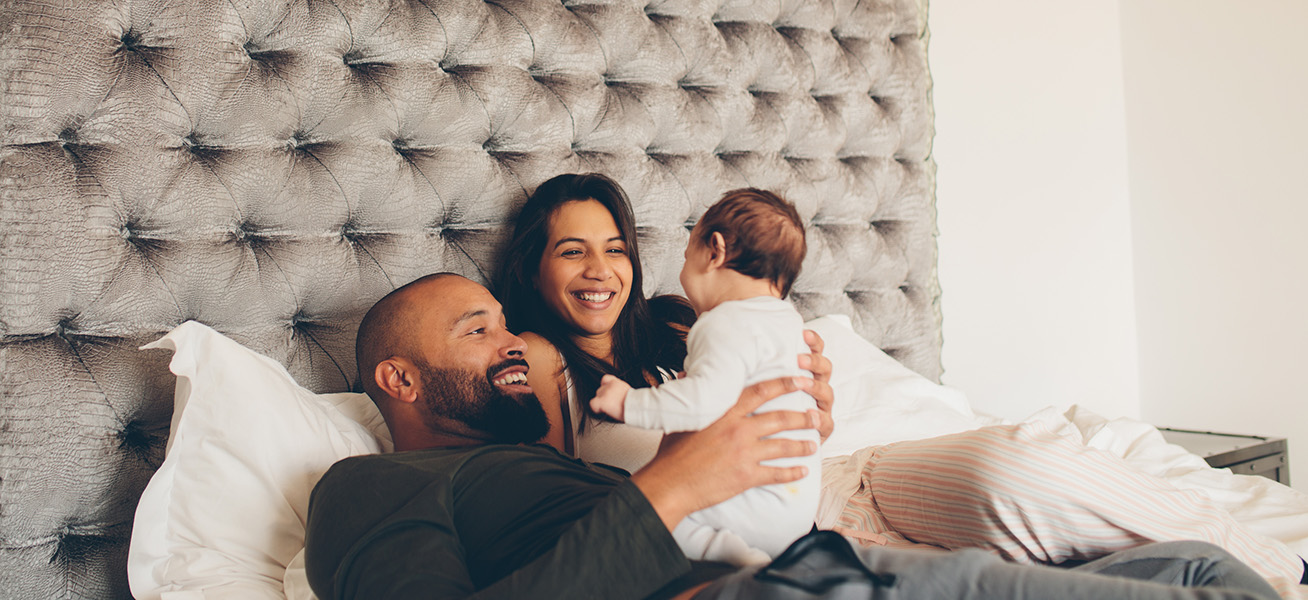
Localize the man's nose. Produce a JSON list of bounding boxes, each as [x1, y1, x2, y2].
[[501, 332, 528, 358]]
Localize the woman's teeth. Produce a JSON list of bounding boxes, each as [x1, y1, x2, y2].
[[576, 292, 614, 303], [494, 372, 528, 386]]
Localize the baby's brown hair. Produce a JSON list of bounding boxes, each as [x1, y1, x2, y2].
[[694, 188, 806, 298]]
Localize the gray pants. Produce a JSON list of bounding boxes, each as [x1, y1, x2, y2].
[[694, 531, 1280, 600]]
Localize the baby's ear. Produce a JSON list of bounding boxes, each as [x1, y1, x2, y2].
[[708, 231, 728, 265]]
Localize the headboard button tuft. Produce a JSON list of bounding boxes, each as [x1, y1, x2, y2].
[[52, 528, 117, 567], [287, 131, 316, 154], [392, 138, 418, 158], [231, 223, 255, 244], [119, 29, 143, 53], [57, 126, 79, 147], [117, 420, 165, 469], [182, 134, 223, 161]]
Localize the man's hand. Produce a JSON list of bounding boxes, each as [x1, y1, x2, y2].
[[589, 374, 630, 422], [630, 376, 819, 533], [800, 329, 835, 442]]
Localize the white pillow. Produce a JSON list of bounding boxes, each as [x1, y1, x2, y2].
[[804, 315, 999, 458], [128, 321, 390, 600]]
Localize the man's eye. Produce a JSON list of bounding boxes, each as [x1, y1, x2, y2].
[[469, 328, 485, 335]]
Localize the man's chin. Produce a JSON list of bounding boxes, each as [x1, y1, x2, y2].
[[416, 358, 550, 445], [494, 384, 535, 399], [477, 392, 549, 445]]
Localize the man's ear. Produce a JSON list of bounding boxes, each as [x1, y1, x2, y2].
[[375, 358, 419, 405], [707, 231, 728, 268]]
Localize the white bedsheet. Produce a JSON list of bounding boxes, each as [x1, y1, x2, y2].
[[820, 403, 1308, 554], [806, 314, 1307, 597], [1057, 405, 1308, 557]]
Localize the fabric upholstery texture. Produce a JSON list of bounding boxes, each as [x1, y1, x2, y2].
[[0, 0, 937, 597]]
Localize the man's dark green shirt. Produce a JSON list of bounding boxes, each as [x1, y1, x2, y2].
[[304, 443, 717, 599]]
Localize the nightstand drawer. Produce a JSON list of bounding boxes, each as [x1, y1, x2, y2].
[[1159, 428, 1290, 486], [1225, 453, 1287, 479]]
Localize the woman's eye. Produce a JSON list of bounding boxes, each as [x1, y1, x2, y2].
[[607, 247, 626, 255], [561, 249, 582, 257]]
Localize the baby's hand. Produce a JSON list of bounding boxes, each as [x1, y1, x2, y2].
[[589, 374, 631, 422]]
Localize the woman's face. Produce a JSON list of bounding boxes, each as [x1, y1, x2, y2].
[[535, 200, 634, 341]]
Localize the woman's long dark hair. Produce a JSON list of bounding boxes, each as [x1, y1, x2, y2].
[[496, 173, 694, 428]]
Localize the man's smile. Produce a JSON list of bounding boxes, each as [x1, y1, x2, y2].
[[489, 361, 531, 393]]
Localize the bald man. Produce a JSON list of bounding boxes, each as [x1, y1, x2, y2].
[[303, 273, 1279, 600]]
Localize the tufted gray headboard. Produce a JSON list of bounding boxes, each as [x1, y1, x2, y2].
[[0, 0, 937, 597]]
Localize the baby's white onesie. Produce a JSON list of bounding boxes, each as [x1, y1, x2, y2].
[[624, 296, 820, 565]]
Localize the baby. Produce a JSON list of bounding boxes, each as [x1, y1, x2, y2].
[[590, 188, 819, 566]]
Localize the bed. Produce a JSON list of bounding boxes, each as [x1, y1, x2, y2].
[[1, 0, 1304, 599]]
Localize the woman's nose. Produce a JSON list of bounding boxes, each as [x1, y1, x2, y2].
[[582, 254, 612, 280]]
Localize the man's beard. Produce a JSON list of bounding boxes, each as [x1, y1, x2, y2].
[[414, 358, 550, 445]]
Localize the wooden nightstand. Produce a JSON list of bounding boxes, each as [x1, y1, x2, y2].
[[1159, 428, 1290, 486]]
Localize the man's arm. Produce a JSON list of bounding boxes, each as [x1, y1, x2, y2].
[[314, 377, 818, 600], [335, 480, 690, 600]]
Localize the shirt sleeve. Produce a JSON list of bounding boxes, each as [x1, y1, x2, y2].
[[624, 308, 752, 432], [332, 481, 691, 600]]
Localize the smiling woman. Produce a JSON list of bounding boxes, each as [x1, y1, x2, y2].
[[495, 173, 698, 460]]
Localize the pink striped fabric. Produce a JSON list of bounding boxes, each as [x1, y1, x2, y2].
[[833, 421, 1304, 599]]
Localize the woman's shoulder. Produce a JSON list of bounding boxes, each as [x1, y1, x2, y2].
[[518, 330, 554, 347], [520, 332, 564, 368], [518, 331, 571, 454]]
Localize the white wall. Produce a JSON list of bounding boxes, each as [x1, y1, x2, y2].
[[930, 0, 1142, 421], [1120, 1, 1308, 488], [929, 1, 1308, 488]]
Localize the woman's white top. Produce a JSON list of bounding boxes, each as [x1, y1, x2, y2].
[[565, 369, 666, 473]]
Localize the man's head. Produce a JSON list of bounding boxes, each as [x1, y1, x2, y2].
[[355, 273, 549, 451]]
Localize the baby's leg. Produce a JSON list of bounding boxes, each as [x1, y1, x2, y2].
[[690, 478, 820, 560], [673, 516, 772, 566]]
